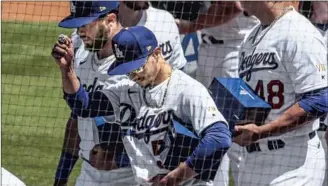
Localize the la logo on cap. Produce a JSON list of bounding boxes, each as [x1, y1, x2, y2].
[[146, 46, 152, 51], [114, 44, 124, 58], [99, 6, 106, 11]]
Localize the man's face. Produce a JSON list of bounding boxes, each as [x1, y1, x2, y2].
[[77, 14, 121, 52], [77, 19, 108, 51], [128, 52, 161, 88]]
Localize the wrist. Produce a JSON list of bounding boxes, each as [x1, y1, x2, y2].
[[60, 66, 74, 75], [175, 162, 197, 181], [258, 123, 275, 139]]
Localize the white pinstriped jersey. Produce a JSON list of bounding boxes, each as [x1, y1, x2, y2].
[[72, 34, 125, 161], [137, 6, 187, 70], [101, 70, 227, 185], [70, 33, 135, 186], [239, 9, 328, 139], [202, 13, 259, 41]]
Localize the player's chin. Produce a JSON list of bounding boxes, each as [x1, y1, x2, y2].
[[85, 45, 101, 52]]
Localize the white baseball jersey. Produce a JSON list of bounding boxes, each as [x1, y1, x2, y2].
[[196, 12, 259, 87], [239, 9, 328, 140], [101, 70, 227, 185], [1, 168, 26, 186], [72, 35, 123, 161], [137, 6, 187, 70], [71, 34, 135, 185], [202, 13, 259, 41]]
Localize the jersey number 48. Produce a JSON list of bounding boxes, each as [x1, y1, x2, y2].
[[255, 80, 284, 109]]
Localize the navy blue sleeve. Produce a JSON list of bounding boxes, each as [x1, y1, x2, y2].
[[185, 122, 232, 174], [298, 87, 328, 117], [55, 151, 78, 181], [70, 112, 77, 119], [63, 85, 114, 118]]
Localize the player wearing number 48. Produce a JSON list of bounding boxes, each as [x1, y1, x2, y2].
[[234, 2, 328, 186]]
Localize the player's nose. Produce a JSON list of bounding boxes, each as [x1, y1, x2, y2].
[[77, 26, 87, 35]]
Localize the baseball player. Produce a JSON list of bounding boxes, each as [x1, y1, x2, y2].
[[52, 25, 232, 186], [234, 1, 328, 186], [54, 1, 188, 185], [118, 1, 187, 70], [309, 2, 328, 185], [299, 2, 328, 185], [175, 2, 259, 185], [1, 167, 26, 186], [54, 2, 135, 186]]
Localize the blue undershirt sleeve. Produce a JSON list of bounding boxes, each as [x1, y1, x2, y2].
[[63, 85, 114, 118], [185, 122, 232, 174], [298, 87, 328, 117]]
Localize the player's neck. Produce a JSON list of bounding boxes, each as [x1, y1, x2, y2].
[[256, 4, 293, 26], [119, 10, 143, 27], [152, 62, 172, 86]]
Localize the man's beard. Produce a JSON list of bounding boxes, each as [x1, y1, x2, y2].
[[84, 27, 108, 52]]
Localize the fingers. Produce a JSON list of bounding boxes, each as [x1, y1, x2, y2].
[[232, 134, 242, 144], [148, 174, 167, 186], [234, 125, 245, 132], [58, 34, 72, 45], [51, 41, 73, 62]]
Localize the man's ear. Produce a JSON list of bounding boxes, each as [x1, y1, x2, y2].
[[105, 13, 118, 25]]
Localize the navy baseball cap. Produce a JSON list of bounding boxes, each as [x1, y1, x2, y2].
[[58, 1, 119, 28], [108, 26, 158, 75]]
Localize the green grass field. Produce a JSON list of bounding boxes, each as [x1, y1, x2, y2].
[[1, 21, 81, 186]]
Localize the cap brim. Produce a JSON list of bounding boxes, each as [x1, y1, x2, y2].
[[58, 15, 100, 28], [108, 57, 147, 75]]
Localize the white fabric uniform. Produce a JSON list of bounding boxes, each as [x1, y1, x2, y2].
[[137, 6, 187, 70], [318, 118, 328, 186], [101, 70, 227, 186], [1, 168, 26, 186], [315, 25, 328, 186], [196, 11, 259, 186], [71, 33, 136, 186], [196, 13, 259, 87], [238, 9, 327, 186], [72, 7, 187, 184], [316, 26, 328, 186], [311, 3, 328, 185]]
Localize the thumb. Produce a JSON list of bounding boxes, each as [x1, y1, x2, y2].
[[160, 176, 168, 183], [234, 125, 247, 132], [66, 37, 73, 48]]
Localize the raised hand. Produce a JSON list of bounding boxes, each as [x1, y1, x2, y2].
[[51, 34, 74, 70]]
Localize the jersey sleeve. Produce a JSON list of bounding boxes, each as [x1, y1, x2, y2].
[[100, 79, 132, 123], [163, 10, 187, 70], [283, 32, 328, 93], [181, 84, 228, 137], [169, 25, 187, 70]]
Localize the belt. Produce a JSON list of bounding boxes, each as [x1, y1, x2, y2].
[[201, 33, 224, 45], [246, 131, 316, 153]]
